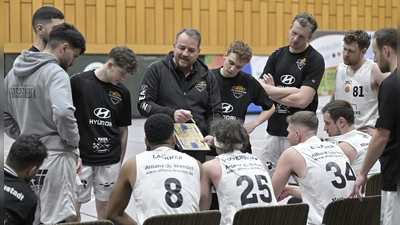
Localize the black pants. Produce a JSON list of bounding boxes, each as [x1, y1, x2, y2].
[[210, 193, 219, 210]]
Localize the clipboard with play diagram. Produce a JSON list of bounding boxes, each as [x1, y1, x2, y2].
[[174, 123, 210, 151]]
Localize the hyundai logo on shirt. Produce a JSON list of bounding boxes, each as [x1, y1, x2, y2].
[[280, 75, 296, 85], [93, 108, 111, 119], [222, 103, 234, 114], [89, 108, 112, 127]]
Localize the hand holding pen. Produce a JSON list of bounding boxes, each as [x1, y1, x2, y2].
[[174, 109, 193, 123]]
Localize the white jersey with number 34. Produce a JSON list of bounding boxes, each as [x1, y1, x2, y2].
[[293, 136, 356, 225]]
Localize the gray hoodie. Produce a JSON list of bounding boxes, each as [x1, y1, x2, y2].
[[4, 50, 79, 154]]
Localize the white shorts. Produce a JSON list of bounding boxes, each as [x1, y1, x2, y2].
[[77, 162, 121, 203], [381, 191, 397, 225], [260, 132, 291, 177], [75, 174, 83, 199], [32, 151, 77, 224]]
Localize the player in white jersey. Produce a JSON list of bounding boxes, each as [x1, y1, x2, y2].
[[200, 119, 277, 225], [106, 114, 202, 225], [322, 100, 380, 178], [331, 29, 389, 136], [272, 111, 356, 225]]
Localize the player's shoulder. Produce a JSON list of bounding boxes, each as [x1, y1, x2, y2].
[[70, 70, 93, 80]]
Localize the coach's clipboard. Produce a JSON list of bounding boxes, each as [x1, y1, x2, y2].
[[174, 123, 210, 151]]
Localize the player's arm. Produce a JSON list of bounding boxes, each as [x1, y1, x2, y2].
[[330, 68, 339, 101], [4, 111, 20, 140], [371, 64, 390, 95], [360, 127, 389, 177], [197, 160, 203, 180], [50, 71, 80, 147], [271, 147, 297, 199], [106, 158, 137, 225], [243, 105, 275, 134], [199, 161, 213, 211], [244, 79, 276, 134], [137, 63, 176, 119], [272, 86, 316, 109], [337, 142, 357, 164], [257, 78, 299, 99], [205, 71, 223, 134], [348, 127, 390, 200], [258, 49, 299, 99], [277, 185, 302, 201], [119, 126, 129, 163]]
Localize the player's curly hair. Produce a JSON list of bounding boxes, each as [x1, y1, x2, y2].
[[227, 40, 252, 63], [211, 119, 248, 153], [6, 135, 48, 171], [343, 29, 371, 50], [145, 114, 174, 146]]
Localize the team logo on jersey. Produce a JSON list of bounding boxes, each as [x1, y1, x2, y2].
[[280, 75, 296, 85], [266, 161, 274, 171], [109, 91, 122, 104], [195, 80, 207, 92], [296, 58, 307, 70], [231, 86, 247, 99], [361, 134, 369, 139], [81, 180, 88, 189], [276, 103, 290, 113], [138, 85, 147, 101], [222, 103, 234, 113], [100, 182, 115, 191], [93, 108, 111, 119], [30, 169, 48, 191], [93, 137, 111, 153]]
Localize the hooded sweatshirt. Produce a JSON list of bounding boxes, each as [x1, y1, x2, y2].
[[4, 50, 79, 154], [137, 51, 222, 136]]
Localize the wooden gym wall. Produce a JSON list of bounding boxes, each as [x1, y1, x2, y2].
[[4, 0, 397, 55]]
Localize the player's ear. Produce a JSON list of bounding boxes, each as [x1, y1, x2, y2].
[[338, 117, 346, 128], [144, 137, 150, 149], [296, 130, 301, 142], [25, 165, 38, 180], [170, 134, 176, 146]]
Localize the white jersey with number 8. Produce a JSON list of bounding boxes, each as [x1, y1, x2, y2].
[[134, 146, 201, 225]]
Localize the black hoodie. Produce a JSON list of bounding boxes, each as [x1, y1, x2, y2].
[[138, 51, 222, 136]]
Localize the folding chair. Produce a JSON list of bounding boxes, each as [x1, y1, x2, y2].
[[365, 173, 381, 196], [322, 195, 381, 225], [51, 220, 114, 225], [232, 203, 309, 225], [142, 210, 221, 225]]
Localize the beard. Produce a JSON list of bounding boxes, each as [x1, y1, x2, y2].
[[43, 33, 50, 44], [343, 58, 354, 65], [60, 63, 69, 72], [378, 59, 391, 73]]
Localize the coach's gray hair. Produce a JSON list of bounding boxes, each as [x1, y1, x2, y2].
[[175, 28, 202, 48]]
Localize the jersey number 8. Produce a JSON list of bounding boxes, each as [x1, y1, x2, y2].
[[164, 178, 183, 208]]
